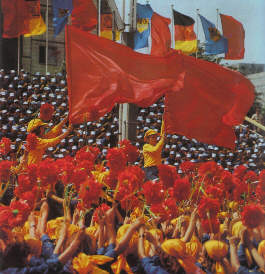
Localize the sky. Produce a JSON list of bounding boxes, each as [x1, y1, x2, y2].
[[115, 0, 265, 64]]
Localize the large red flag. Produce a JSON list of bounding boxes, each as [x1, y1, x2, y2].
[[66, 26, 185, 124], [1, 0, 30, 38], [164, 56, 254, 149], [220, 14, 245, 60], [66, 26, 254, 149], [151, 12, 171, 57], [72, 0, 97, 31]]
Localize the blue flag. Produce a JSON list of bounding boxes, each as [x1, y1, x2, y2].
[[199, 14, 228, 55], [53, 0, 73, 37], [134, 3, 153, 50]]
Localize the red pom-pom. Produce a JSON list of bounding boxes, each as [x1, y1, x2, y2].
[[198, 197, 220, 219], [79, 177, 102, 208], [119, 139, 139, 163], [0, 160, 13, 182], [0, 137, 11, 155], [169, 177, 190, 202], [158, 164, 178, 188], [106, 148, 127, 172], [180, 161, 197, 175], [233, 165, 247, 180], [25, 133, 38, 151], [142, 181, 165, 205], [93, 203, 111, 223], [37, 158, 58, 187], [242, 204, 265, 229], [201, 217, 220, 234], [40, 103, 54, 121]]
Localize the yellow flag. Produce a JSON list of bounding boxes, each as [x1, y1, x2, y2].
[[24, 16, 46, 37]]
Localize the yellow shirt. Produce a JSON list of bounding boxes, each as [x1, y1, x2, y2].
[[143, 137, 164, 168], [27, 134, 66, 166]]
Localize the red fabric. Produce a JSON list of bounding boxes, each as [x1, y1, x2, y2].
[[66, 25, 185, 124], [151, 12, 171, 57], [72, 0, 97, 31], [1, 0, 30, 38], [220, 14, 245, 60], [175, 24, 196, 41], [164, 56, 255, 149]]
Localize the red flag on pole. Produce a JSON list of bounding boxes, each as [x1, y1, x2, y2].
[[164, 56, 254, 149], [1, 0, 30, 38], [150, 12, 171, 57], [66, 26, 254, 149], [220, 14, 245, 60], [72, 0, 98, 31], [66, 26, 185, 124]]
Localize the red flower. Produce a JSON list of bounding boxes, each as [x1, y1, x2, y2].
[[79, 177, 102, 208], [205, 185, 224, 200], [158, 164, 178, 188], [25, 133, 38, 151], [0, 160, 13, 182], [38, 158, 58, 187], [75, 146, 99, 164], [0, 206, 13, 228], [9, 200, 31, 228], [242, 204, 265, 229], [57, 157, 75, 185], [119, 139, 140, 163], [198, 197, 220, 219], [169, 177, 190, 202], [40, 103, 54, 121], [164, 198, 178, 219], [180, 161, 197, 175], [256, 180, 265, 203], [150, 203, 167, 220], [71, 168, 87, 191], [20, 187, 38, 209], [27, 164, 38, 184], [120, 194, 140, 212], [233, 165, 247, 180], [221, 170, 235, 192], [259, 170, 265, 184], [14, 174, 35, 197], [0, 137, 11, 155], [93, 203, 111, 223], [201, 217, 220, 234], [118, 166, 144, 192], [232, 177, 247, 202], [105, 171, 118, 189], [142, 181, 165, 205], [243, 171, 258, 184], [106, 148, 127, 172], [198, 161, 219, 179]]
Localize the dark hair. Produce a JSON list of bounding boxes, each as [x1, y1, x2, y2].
[[1, 241, 30, 270], [157, 247, 185, 274]]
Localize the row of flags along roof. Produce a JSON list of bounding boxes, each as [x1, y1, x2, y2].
[[0, 0, 245, 60]]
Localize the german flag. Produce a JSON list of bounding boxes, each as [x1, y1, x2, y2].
[[173, 10, 197, 55]]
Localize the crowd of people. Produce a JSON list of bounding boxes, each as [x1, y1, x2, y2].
[[0, 68, 264, 274], [0, 69, 264, 174]]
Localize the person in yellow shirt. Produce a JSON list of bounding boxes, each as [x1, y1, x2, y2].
[[16, 118, 72, 172], [142, 120, 165, 181]]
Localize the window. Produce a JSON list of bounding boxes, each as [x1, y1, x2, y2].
[[39, 46, 59, 66]]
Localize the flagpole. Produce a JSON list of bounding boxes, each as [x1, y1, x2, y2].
[[97, 0, 101, 36], [216, 8, 219, 30], [244, 116, 265, 133], [171, 4, 174, 49], [17, 36, 20, 74], [196, 9, 199, 59], [146, 0, 151, 54], [45, 0, 49, 74]]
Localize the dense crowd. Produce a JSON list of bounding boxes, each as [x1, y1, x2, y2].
[[0, 69, 264, 273], [0, 69, 264, 174]]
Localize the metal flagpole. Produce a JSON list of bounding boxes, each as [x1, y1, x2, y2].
[[171, 5, 174, 49], [216, 8, 219, 29], [196, 9, 199, 59], [146, 0, 151, 54], [45, 0, 49, 74]]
